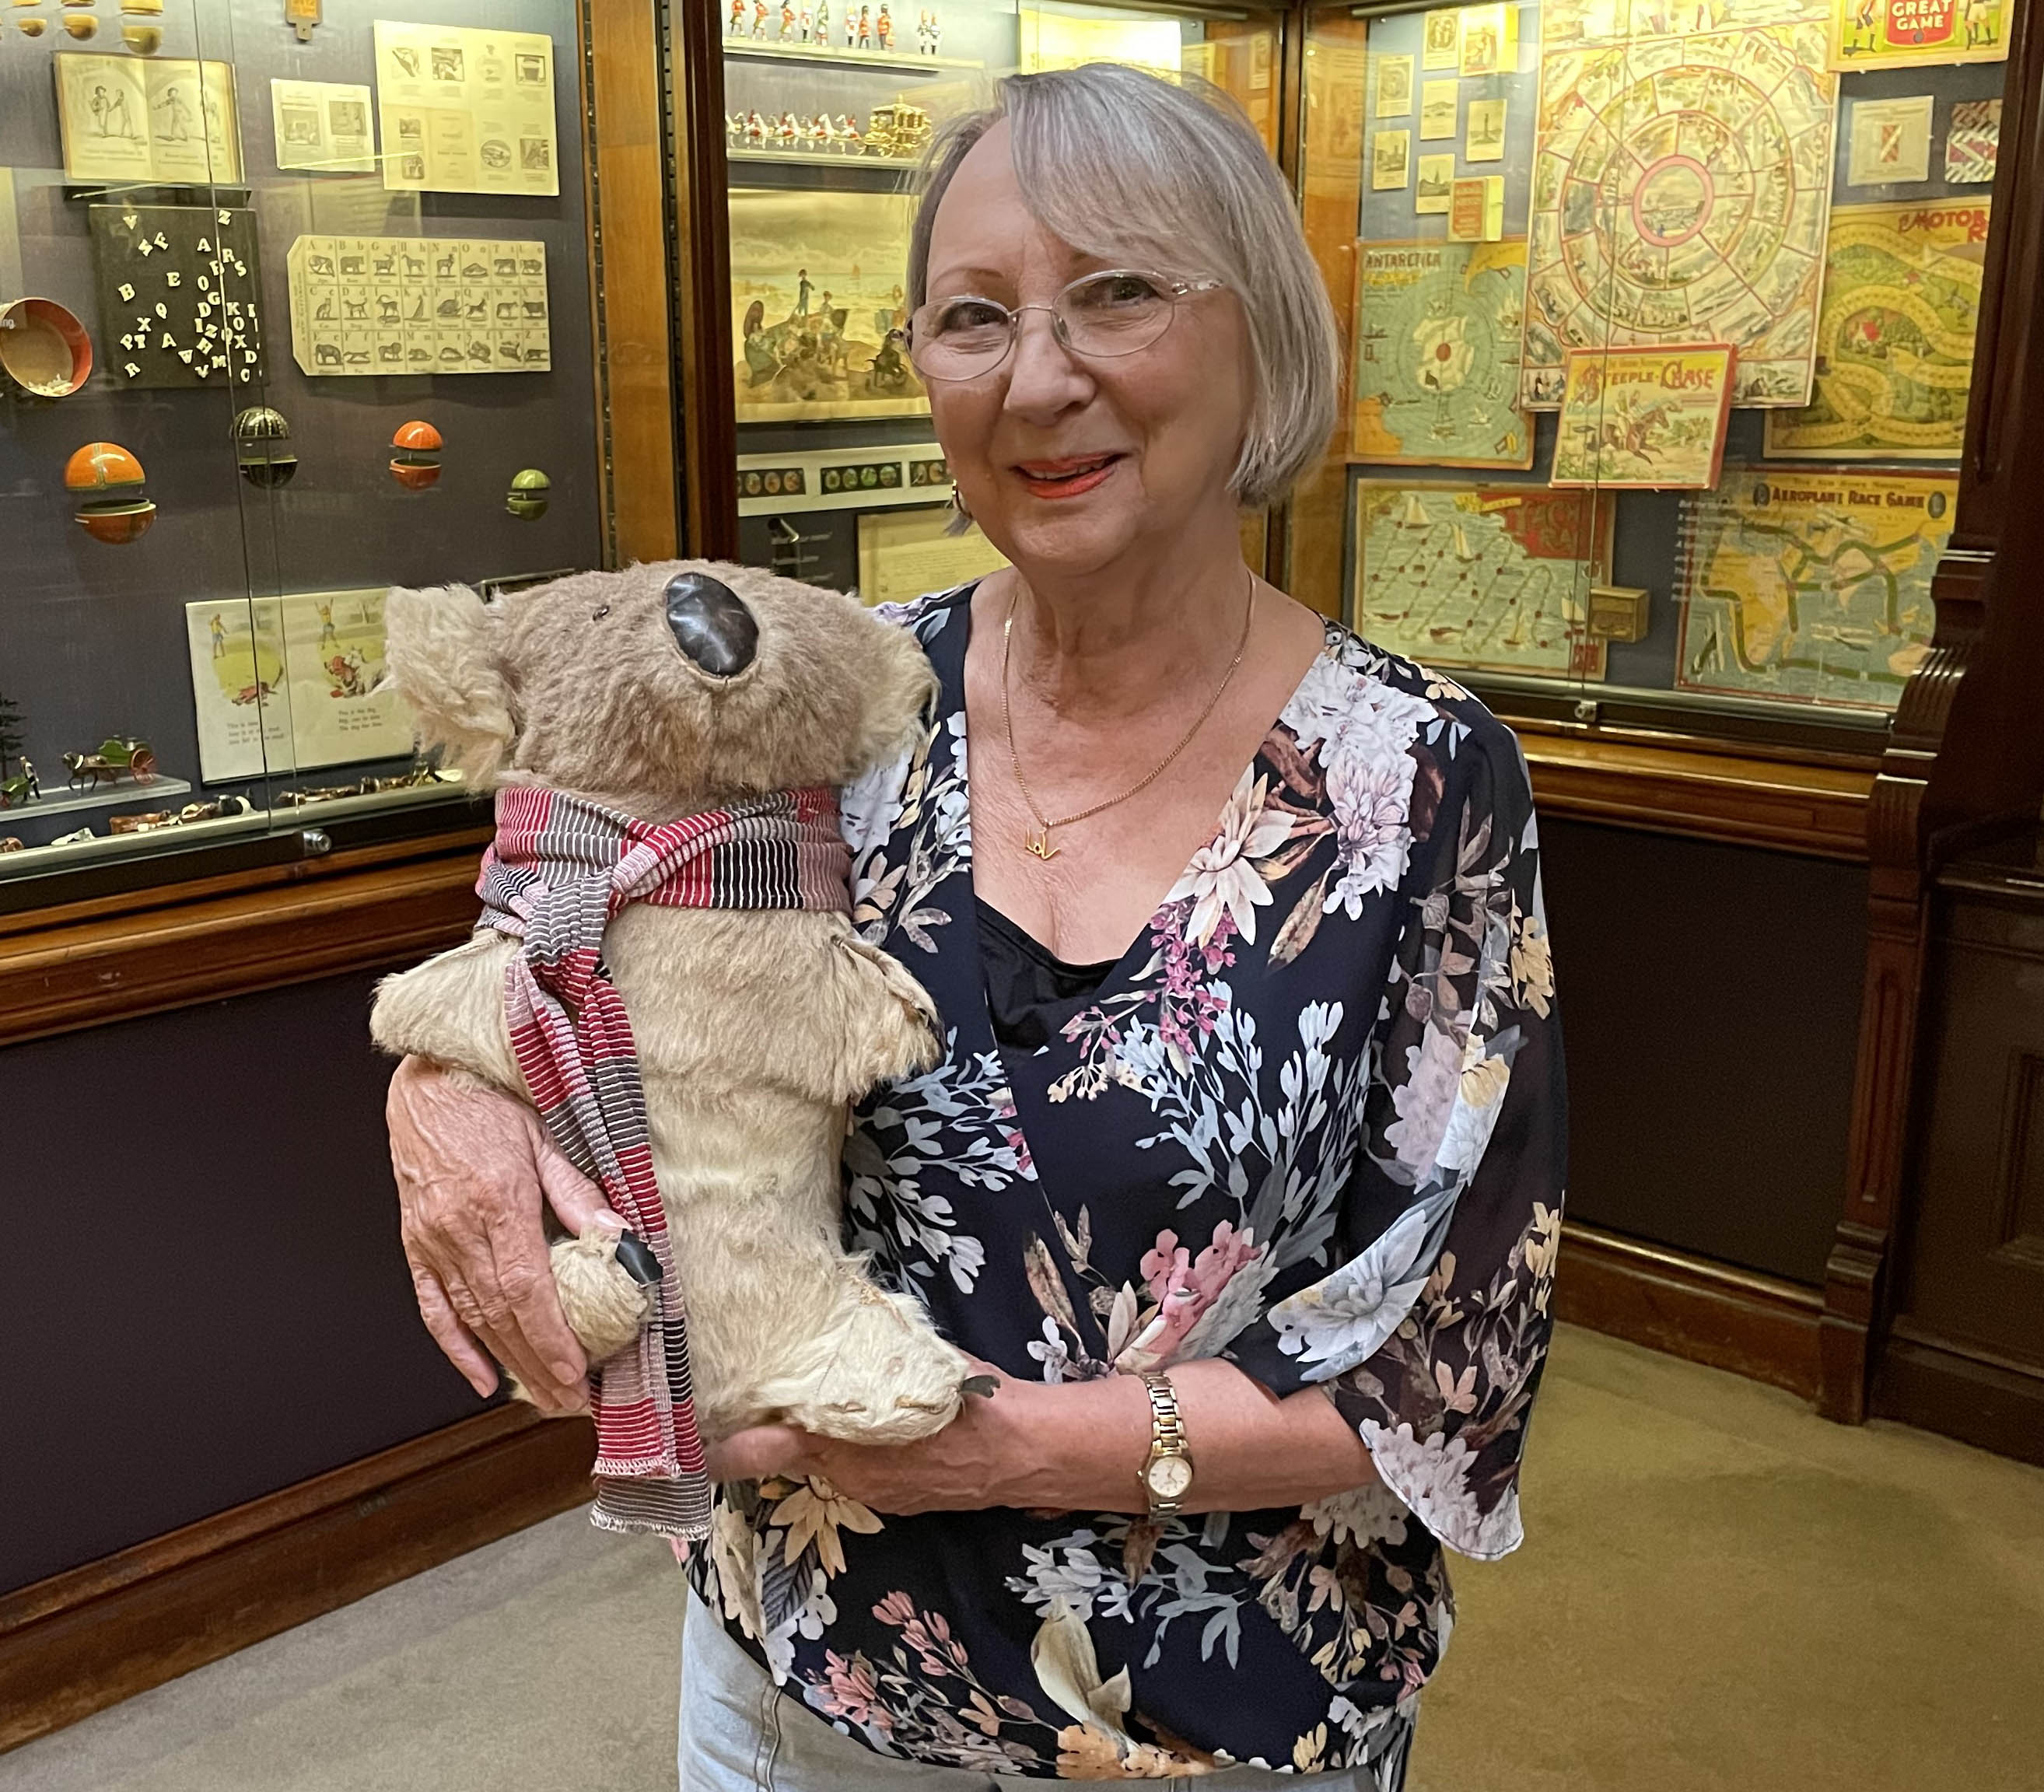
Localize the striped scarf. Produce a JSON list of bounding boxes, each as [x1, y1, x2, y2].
[[474, 782, 852, 1539]]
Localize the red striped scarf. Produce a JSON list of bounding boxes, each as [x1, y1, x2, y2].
[[475, 782, 852, 1539]]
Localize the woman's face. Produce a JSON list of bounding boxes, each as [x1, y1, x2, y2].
[[920, 121, 1253, 579]]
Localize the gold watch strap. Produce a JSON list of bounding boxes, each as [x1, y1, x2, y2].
[[1139, 1371, 1190, 1516]]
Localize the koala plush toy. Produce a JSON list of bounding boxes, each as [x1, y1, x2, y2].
[[369, 561, 971, 1527]]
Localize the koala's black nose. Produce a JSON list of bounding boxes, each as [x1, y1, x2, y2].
[[663, 572, 758, 677]]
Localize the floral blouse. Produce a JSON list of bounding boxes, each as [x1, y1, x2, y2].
[[689, 584, 1566, 1783]]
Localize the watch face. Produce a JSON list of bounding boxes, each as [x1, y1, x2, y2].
[[1146, 1454, 1194, 1500]]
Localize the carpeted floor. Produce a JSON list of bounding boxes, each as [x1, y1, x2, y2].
[[5, 1324, 2039, 1792]]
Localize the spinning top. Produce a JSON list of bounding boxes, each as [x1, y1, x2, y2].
[[0, 298, 92, 397], [506, 467, 550, 520], [233, 406, 297, 488], [388, 419, 442, 490], [65, 442, 156, 544]]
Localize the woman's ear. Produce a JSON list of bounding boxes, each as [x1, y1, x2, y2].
[[382, 584, 516, 784]]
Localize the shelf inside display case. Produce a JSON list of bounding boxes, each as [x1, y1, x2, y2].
[[0, 775, 196, 828], [726, 41, 982, 72]]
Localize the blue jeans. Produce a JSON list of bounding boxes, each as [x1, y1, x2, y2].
[[677, 1592, 1380, 1790]]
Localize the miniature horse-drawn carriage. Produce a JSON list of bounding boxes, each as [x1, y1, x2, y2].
[[64, 736, 157, 792]]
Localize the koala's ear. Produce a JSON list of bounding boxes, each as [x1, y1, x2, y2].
[[382, 583, 516, 784], [849, 613, 943, 775]]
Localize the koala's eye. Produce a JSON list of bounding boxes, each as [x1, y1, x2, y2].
[[591, 604, 610, 620]]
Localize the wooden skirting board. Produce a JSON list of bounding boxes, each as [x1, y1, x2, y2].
[[0, 1406, 597, 1755], [1554, 1221, 1825, 1401]]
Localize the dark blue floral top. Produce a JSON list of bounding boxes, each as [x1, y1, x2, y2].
[[690, 584, 1566, 1783]]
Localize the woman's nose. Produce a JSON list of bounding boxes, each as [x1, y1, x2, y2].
[[663, 572, 758, 677], [1004, 307, 1092, 412]]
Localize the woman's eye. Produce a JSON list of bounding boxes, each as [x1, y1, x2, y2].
[[1083, 274, 1163, 309], [934, 299, 1008, 334]]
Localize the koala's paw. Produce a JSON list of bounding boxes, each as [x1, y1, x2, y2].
[[786, 1282, 969, 1444], [550, 1230, 656, 1364], [835, 934, 943, 1090]]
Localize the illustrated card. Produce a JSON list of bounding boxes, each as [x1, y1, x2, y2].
[[1416, 154, 1457, 215], [374, 21, 558, 196], [1676, 467, 1955, 709], [1372, 129, 1412, 188], [1374, 52, 1414, 117], [89, 204, 264, 390], [1542, 0, 1826, 47], [1550, 344, 1736, 488], [1458, 2, 1515, 75], [286, 233, 548, 376], [1352, 480, 1611, 679], [1422, 8, 1461, 68], [1465, 96, 1506, 160], [728, 187, 926, 422], [1944, 97, 2000, 184], [1763, 199, 1988, 459], [1829, 0, 2007, 70], [1846, 94, 1933, 186], [1420, 79, 1458, 139], [271, 79, 376, 173], [56, 54, 242, 184], [1522, 26, 1837, 408]]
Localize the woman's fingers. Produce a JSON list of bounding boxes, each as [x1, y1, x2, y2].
[[411, 1264, 499, 1398]]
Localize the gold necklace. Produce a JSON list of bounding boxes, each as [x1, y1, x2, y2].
[[1000, 571, 1256, 863]]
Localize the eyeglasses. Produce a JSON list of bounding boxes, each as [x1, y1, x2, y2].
[[908, 269, 1223, 382]]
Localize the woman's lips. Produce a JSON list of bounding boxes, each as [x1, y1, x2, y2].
[[1013, 453, 1122, 499]]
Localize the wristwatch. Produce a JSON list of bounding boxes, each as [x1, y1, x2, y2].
[[1136, 1372, 1195, 1517]]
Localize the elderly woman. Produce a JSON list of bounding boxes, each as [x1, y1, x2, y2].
[[387, 61, 1564, 1790]]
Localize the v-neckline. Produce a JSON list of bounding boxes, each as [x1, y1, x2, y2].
[[942, 582, 1339, 1047]]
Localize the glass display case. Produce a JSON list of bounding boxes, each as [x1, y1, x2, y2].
[[0, 0, 615, 907], [716, 0, 1285, 601], [1292, 0, 2011, 758]]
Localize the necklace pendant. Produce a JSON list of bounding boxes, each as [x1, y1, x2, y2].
[[1024, 826, 1059, 861]]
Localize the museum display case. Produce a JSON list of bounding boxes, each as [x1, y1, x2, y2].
[[1292, 0, 2013, 768], [710, 0, 1286, 604], [0, 0, 672, 910]]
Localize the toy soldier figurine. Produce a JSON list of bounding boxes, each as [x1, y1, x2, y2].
[[779, 0, 796, 38], [815, 0, 830, 42], [857, 4, 871, 47], [798, 2, 812, 40], [844, 5, 856, 47], [876, 2, 893, 48], [729, 0, 744, 34], [752, 0, 769, 36]]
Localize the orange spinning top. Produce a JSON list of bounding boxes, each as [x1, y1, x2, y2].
[[65, 441, 156, 544]]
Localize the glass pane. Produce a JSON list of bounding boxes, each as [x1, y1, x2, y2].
[[719, 1, 1285, 604], [1299, 0, 2008, 751], [2, 0, 605, 891]]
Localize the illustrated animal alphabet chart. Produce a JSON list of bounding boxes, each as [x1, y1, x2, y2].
[[285, 234, 550, 376], [87, 205, 266, 391]]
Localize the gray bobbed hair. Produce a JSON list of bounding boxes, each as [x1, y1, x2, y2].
[[908, 62, 1341, 511]]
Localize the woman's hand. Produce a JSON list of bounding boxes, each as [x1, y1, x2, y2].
[[386, 1054, 614, 1416]]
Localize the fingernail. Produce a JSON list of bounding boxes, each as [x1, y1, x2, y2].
[[552, 1361, 579, 1386]]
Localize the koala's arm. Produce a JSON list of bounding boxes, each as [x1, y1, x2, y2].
[[369, 932, 527, 1095], [810, 929, 942, 1104]]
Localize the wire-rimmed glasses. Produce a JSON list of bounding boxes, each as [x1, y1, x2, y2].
[[907, 269, 1224, 382]]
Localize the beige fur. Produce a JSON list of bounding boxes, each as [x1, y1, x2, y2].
[[371, 561, 970, 1444]]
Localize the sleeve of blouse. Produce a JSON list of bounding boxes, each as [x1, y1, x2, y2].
[[1225, 709, 1566, 1562]]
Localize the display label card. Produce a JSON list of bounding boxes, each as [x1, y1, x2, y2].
[[286, 233, 548, 376], [1551, 343, 1736, 488], [271, 79, 376, 173], [1944, 97, 1999, 184], [374, 21, 558, 196], [55, 54, 242, 184], [186, 590, 418, 782], [1447, 174, 1504, 241], [1846, 94, 1933, 186], [856, 507, 1009, 610], [1828, 0, 2007, 70]]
